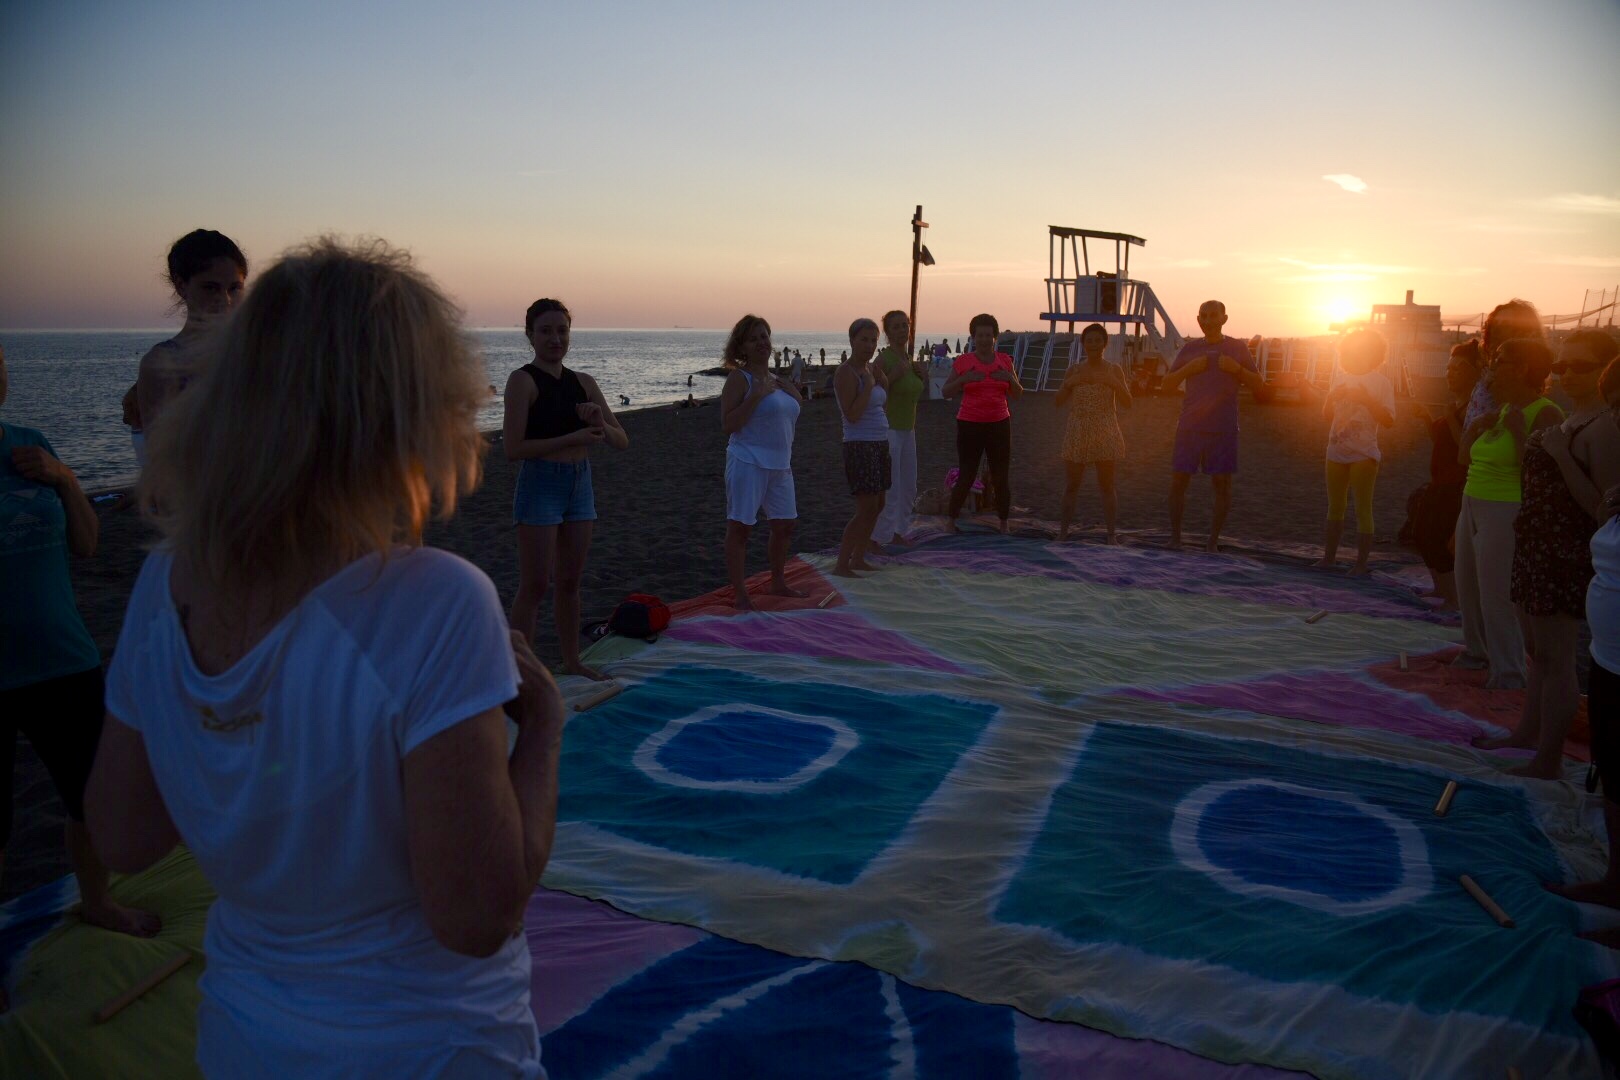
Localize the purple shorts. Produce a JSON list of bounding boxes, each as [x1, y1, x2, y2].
[[1173, 428, 1238, 475]]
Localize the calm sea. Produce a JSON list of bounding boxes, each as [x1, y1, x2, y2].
[[0, 328, 861, 490]]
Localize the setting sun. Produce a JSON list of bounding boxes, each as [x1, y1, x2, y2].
[[1322, 295, 1364, 327]]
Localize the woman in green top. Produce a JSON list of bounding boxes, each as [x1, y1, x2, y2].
[[871, 309, 928, 549], [1455, 338, 1563, 690]]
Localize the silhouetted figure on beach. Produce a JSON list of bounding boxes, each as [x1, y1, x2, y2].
[[1163, 300, 1263, 552], [872, 309, 928, 548], [1316, 330, 1395, 575], [1055, 323, 1131, 542]]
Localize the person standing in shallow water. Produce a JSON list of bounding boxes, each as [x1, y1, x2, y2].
[[504, 299, 628, 680], [1163, 300, 1263, 551], [134, 229, 248, 448], [720, 314, 807, 609]]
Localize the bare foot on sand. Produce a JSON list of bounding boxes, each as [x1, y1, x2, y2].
[[564, 662, 610, 682], [1313, 558, 1337, 570], [768, 582, 808, 598], [1549, 879, 1620, 909], [997, 520, 1011, 535], [1347, 563, 1371, 577], [1472, 731, 1534, 751], [80, 901, 162, 938], [1105, 533, 1120, 546], [1204, 539, 1222, 553]]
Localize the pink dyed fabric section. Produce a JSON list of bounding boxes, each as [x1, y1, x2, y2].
[[524, 889, 703, 1035], [665, 608, 971, 674], [1120, 670, 1485, 746]]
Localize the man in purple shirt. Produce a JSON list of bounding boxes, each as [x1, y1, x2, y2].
[[1163, 300, 1265, 551]]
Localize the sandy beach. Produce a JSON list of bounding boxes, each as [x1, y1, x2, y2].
[[2, 387, 1437, 903]]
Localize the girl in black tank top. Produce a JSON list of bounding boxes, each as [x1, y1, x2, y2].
[[521, 364, 589, 440], [503, 299, 628, 682]]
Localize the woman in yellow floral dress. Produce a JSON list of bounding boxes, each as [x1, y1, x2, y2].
[[1055, 323, 1131, 542]]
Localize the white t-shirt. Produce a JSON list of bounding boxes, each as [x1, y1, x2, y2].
[[1590, 517, 1620, 674], [1327, 366, 1396, 464], [105, 547, 538, 1079]]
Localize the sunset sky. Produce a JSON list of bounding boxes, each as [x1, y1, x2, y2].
[[2, 0, 1616, 338]]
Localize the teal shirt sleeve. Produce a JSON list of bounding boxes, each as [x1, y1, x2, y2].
[[0, 425, 103, 690]]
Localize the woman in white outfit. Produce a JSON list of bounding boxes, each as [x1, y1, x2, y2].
[[86, 239, 565, 1079], [720, 314, 807, 610]]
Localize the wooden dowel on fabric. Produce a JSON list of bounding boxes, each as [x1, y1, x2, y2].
[[817, 592, 837, 609], [1304, 610, 1329, 624], [1434, 780, 1458, 817], [1398, 652, 1409, 672], [92, 952, 190, 1024], [572, 682, 623, 713], [1459, 875, 1515, 928]]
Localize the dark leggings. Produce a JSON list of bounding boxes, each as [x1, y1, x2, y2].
[[948, 418, 1011, 521], [1593, 659, 1620, 804], [0, 666, 105, 847]]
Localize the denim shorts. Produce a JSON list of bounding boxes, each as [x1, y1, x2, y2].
[[513, 458, 596, 526]]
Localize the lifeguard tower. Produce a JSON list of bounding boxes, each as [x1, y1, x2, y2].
[[1007, 227, 1185, 391]]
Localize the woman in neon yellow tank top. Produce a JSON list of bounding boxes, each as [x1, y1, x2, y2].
[[1455, 338, 1563, 690]]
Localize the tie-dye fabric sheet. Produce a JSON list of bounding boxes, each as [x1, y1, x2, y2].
[[548, 529, 1616, 1079], [3, 529, 1613, 1078]]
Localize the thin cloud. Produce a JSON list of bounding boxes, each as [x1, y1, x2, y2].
[[1457, 219, 1576, 236], [1323, 174, 1368, 194], [1535, 255, 1620, 269], [1542, 193, 1620, 215]]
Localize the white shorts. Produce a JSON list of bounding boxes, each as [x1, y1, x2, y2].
[[726, 455, 796, 524]]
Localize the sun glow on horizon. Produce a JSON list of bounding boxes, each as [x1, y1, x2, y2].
[[1322, 295, 1365, 328]]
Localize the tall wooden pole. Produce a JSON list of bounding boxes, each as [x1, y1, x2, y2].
[[908, 205, 926, 358]]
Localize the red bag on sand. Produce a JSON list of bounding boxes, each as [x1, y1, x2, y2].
[[608, 593, 670, 639]]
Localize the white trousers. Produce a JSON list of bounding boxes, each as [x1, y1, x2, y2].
[[1454, 494, 1525, 683], [873, 428, 918, 541]]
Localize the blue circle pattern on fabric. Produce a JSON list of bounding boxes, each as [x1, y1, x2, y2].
[[1170, 779, 1432, 915], [1197, 786, 1402, 903], [657, 710, 836, 783], [633, 705, 860, 794]]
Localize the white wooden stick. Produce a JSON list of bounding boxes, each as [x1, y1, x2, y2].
[[1304, 610, 1329, 624], [1434, 780, 1458, 817], [1459, 875, 1515, 928], [572, 681, 623, 712]]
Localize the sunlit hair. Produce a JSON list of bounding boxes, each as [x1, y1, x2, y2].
[[882, 310, 908, 342], [1482, 299, 1544, 359], [525, 297, 572, 336], [1200, 300, 1226, 317], [1080, 323, 1108, 347], [1601, 357, 1620, 404], [722, 314, 770, 368], [1494, 337, 1555, 392], [849, 317, 878, 343], [1450, 338, 1483, 370], [1565, 329, 1620, 372], [969, 313, 999, 337], [139, 237, 489, 609], [1338, 328, 1387, 374]]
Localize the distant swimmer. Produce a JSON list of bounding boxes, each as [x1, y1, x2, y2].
[[620, 394, 630, 406], [688, 374, 694, 387]]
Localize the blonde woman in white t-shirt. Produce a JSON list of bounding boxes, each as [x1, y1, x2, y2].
[[1316, 329, 1396, 575], [85, 239, 564, 1079]]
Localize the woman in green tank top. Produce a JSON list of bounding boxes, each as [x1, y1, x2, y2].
[[1455, 339, 1563, 690], [870, 310, 928, 549]]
